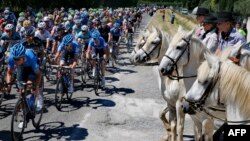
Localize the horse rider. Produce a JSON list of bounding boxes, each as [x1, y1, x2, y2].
[[201, 14, 218, 53], [215, 12, 246, 53], [192, 7, 209, 39]]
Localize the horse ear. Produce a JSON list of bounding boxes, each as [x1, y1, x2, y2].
[[177, 26, 183, 32], [205, 52, 218, 67], [205, 52, 220, 77], [186, 29, 195, 40]]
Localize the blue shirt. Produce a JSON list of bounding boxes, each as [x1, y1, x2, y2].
[[8, 49, 39, 71], [57, 40, 80, 56], [110, 28, 121, 37], [88, 37, 106, 49], [76, 31, 92, 43], [219, 28, 246, 50]]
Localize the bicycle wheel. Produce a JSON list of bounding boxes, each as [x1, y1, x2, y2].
[[80, 60, 87, 89], [11, 99, 26, 141], [55, 77, 66, 110], [45, 63, 52, 81], [94, 69, 100, 95], [32, 86, 44, 129], [86, 61, 93, 79]]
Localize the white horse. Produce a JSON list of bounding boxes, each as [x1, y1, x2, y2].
[[158, 26, 214, 141], [158, 26, 250, 141], [129, 27, 152, 63], [184, 52, 250, 126], [131, 26, 183, 141]]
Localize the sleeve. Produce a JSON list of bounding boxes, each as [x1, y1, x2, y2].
[[74, 43, 80, 56], [206, 34, 218, 53], [57, 42, 65, 52]]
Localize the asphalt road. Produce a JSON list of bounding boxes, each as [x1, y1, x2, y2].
[[0, 13, 195, 141]]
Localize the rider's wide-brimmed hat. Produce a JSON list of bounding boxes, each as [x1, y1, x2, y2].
[[203, 14, 217, 24], [216, 12, 234, 22], [192, 7, 209, 16]]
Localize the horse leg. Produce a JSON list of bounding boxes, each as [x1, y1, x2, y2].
[[193, 121, 202, 141], [176, 98, 185, 141], [169, 107, 177, 141], [160, 105, 171, 141], [202, 118, 214, 141]]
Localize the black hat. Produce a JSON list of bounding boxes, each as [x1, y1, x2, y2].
[[192, 7, 209, 16], [203, 14, 217, 23], [216, 12, 234, 22]]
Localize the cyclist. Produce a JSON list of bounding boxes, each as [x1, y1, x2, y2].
[[54, 34, 80, 93], [22, 28, 45, 65], [35, 22, 53, 50], [110, 23, 122, 44], [0, 24, 21, 54], [6, 43, 43, 112], [76, 25, 92, 52], [86, 31, 107, 87]]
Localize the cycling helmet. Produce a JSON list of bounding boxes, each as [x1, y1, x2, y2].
[[24, 28, 35, 36], [92, 31, 100, 39], [43, 16, 50, 22], [18, 17, 25, 22], [81, 25, 88, 31], [63, 34, 74, 45], [114, 23, 120, 28], [5, 24, 14, 31], [38, 22, 46, 29], [74, 19, 81, 24], [23, 20, 31, 28], [11, 43, 26, 59]]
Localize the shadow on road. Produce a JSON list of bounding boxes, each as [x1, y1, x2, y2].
[[0, 102, 16, 119], [23, 122, 88, 141], [105, 85, 135, 96]]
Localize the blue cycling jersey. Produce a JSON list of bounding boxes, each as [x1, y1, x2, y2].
[[88, 37, 106, 49], [8, 49, 39, 71], [110, 28, 121, 37], [57, 40, 80, 56], [1, 32, 21, 40], [76, 31, 92, 42]]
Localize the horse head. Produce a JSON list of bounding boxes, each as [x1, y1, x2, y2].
[[183, 52, 221, 114], [134, 26, 169, 63]]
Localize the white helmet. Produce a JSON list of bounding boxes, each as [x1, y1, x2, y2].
[[5, 24, 14, 30], [38, 22, 46, 29], [81, 25, 88, 31], [43, 16, 50, 22]]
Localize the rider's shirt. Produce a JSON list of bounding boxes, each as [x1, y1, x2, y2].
[[76, 31, 92, 43], [57, 40, 80, 56], [110, 27, 121, 41], [22, 37, 44, 57], [8, 49, 39, 71], [218, 28, 246, 51], [72, 25, 82, 35], [88, 37, 106, 50], [35, 30, 53, 41], [98, 26, 110, 42]]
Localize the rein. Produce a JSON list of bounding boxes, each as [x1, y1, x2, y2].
[[141, 39, 162, 61], [164, 38, 197, 81]]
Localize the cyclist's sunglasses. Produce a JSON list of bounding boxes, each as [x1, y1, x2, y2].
[[14, 57, 24, 61]]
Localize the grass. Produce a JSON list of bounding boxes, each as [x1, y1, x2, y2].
[[146, 9, 197, 36]]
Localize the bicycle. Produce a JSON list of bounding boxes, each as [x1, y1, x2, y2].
[[110, 41, 119, 66], [52, 65, 74, 110], [92, 56, 104, 95], [126, 33, 133, 53], [10, 82, 44, 141]]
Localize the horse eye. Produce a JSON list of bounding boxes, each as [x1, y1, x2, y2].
[[176, 46, 182, 50]]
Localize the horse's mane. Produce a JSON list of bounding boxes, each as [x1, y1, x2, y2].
[[218, 47, 250, 71], [170, 29, 209, 62], [199, 60, 250, 118]]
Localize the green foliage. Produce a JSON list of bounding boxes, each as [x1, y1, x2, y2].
[[234, 0, 250, 17], [0, 0, 139, 11]]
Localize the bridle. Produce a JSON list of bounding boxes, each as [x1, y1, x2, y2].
[[163, 38, 197, 81], [140, 38, 162, 61], [132, 36, 146, 54], [185, 62, 222, 112]]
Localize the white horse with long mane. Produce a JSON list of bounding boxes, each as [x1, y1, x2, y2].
[[131, 26, 185, 141], [130, 28, 152, 63], [158, 26, 250, 141], [184, 52, 250, 125]]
